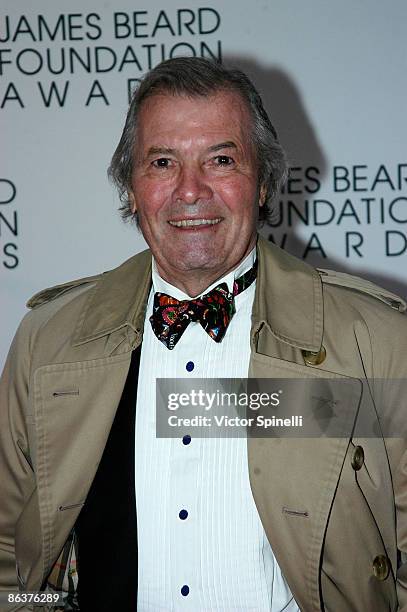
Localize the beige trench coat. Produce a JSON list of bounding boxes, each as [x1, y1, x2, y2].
[[1, 235, 407, 611]]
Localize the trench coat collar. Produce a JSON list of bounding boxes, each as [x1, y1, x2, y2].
[[73, 234, 323, 352], [253, 235, 323, 352], [72, 249, 152, 345]]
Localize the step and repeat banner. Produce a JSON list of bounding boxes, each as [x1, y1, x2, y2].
[[1, 0, 406, 367]]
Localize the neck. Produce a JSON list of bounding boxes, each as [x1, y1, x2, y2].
[[155, 267, 232, 298], [153, 236, 257, 297], [155, 251, 256, 298]]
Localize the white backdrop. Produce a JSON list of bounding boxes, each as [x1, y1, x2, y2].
[[1, 0, 406, 368]]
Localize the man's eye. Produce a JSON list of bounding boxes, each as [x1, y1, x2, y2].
[[152, 158, 171, 168], [214, 155, 234, 166]]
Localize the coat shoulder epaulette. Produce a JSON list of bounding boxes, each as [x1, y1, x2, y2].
[[27, 274, 100, 309], [317, 268, 407, 313]]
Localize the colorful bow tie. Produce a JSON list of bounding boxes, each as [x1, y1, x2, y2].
[[150, 262, 257, 350]]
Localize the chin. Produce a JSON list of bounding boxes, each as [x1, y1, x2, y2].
[[173, 253, 224, 272]]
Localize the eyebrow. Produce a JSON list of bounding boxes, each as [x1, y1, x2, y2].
[[207, 141, 238, 153], [145, 146, 176, 158], [144, 141, 238, 160]]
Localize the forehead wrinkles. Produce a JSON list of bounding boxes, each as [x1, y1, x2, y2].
[[133, 91, 256, 164]]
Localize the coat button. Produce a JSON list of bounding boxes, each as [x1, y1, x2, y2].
[[302, 346, 326, 366], [351, 445, 364, 471], [372, 555, 390, 581]]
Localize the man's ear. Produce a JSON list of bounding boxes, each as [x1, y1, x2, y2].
[[259, 185, 267, 207], [128, 192, 137, 214]]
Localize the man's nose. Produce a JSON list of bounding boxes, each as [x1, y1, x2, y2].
[[172, 165, 213, 204]]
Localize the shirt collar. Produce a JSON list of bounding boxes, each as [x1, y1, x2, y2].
[[151, 247, 257, 300]]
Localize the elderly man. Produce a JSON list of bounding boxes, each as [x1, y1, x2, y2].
[[1, 57, 407, 612]]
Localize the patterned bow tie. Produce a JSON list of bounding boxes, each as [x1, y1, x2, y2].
[[150, 262, 257, 350]]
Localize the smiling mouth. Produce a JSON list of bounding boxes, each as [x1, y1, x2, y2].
[[168, 218, 222, 228]]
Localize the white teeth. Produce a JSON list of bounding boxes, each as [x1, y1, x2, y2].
[[169, 218, 221, 227]]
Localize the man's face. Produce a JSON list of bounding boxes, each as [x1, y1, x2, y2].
[[130, 90, 263, 290]]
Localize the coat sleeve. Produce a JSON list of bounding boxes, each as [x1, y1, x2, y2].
[[394, 444, 407, 611], [388, 432, 407, 611], [369, 307, 407, 611], [0, 313, 37, 592]]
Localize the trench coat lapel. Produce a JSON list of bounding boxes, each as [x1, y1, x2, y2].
[[248, 237, 363, 611]]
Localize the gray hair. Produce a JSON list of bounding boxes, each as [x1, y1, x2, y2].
[[108, 56, 288, 223]]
